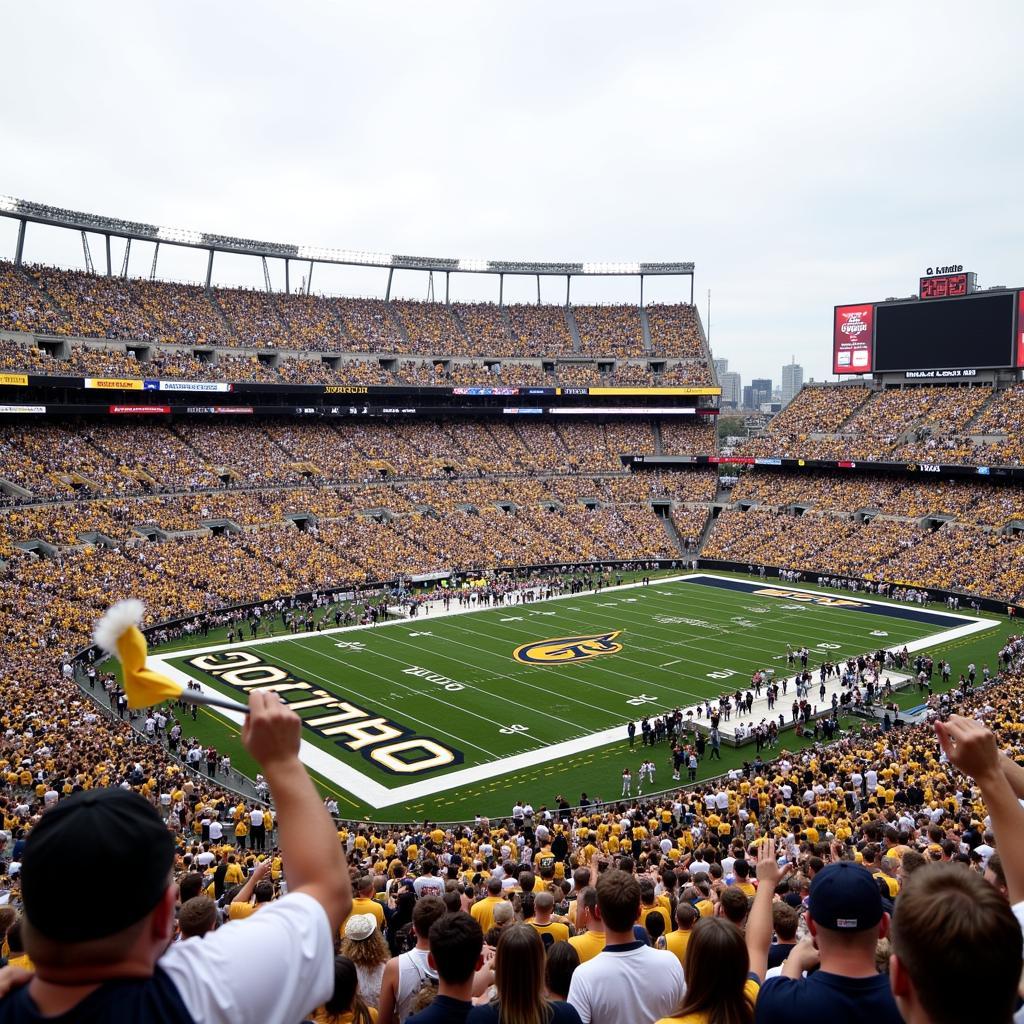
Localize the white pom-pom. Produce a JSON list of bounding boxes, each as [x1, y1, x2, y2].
[[93, 600, 146, 655]]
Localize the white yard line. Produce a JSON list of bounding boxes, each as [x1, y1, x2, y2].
[[150, 573, 998, 810], [149, 573, 698, 662]]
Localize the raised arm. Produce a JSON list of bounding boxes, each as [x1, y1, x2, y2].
[[231, 857, 272, 906], [746, 838, 793, 982], [242, 689, 352, 931], [998, 749, 1024, 799], [935, 714, 1024, 905]]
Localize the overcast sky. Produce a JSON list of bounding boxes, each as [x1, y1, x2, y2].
[[2, 2, 1022, 384]]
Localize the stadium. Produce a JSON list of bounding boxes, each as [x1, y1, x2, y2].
[[0, 197, 1022, 823], [3, 7, 1024, 1021]]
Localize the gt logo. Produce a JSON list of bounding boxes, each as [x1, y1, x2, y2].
[[512, 631, 623, 665]]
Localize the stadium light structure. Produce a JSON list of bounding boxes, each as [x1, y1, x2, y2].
[[0, 195, 696, 304]]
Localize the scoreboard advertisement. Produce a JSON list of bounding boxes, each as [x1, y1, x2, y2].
[[833, 270, 1024, 377], [833, 304, 874, 374]]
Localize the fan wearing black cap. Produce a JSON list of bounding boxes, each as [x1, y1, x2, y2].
[[754, 859, 901, 1024], [0, 689, 352, 1023]]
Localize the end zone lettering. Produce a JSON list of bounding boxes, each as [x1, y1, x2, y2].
[[186, 651, 461, 775], [753, 587, 866, 609]]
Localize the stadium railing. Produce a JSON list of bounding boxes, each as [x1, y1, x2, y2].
[[69, 664, 271, 809]]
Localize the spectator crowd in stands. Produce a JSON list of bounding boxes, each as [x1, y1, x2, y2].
[[0, 262, 710, 374], [740, 381, 1024, 468], [0, 593, 1020, 1021]]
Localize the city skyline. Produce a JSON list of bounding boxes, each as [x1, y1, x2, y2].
[[716, 358, 804, 409]]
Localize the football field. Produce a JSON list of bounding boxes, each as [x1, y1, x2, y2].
[[153, 573, 996, 821]]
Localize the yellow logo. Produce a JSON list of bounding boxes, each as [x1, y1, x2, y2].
[[754, 588, 865, 609], [513, 631, 623, 665]]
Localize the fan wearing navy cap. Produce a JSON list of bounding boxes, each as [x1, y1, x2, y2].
[[755, 859, 901, 1023], [0, 689, 352, 1023]]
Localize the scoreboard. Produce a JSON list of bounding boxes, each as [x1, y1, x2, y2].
[[873, 292, 1014, 374], [834, 271, 1024, 377], [918, 271, 975, 300]]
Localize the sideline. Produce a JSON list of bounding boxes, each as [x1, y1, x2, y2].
[[151, 573, 996, 810]]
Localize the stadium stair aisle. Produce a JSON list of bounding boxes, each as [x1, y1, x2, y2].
[[638, 306, 653, 353], [963, 387, 1001, 432], [387, 302, 412, 350], [658, 512, 691, 555], [207, 290, 238, 342], [15, 264, 71, 328], [564, 305, 583, 353], [449, 305, 473, 347]]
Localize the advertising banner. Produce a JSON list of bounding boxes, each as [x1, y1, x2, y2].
[[833, 304, 874, 374], [588, 386, 721, 397], [155, 380, 233, 393], [184, 406, 253, 414], [86, 378, 144, 390]]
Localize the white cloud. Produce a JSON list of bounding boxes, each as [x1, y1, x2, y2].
[[0, 0, 1021, 382]]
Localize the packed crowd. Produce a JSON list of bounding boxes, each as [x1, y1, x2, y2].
[[9, 406, 1024, 603], [659, 419, 718, 456], [0, 263, 706, 362], [644, 304, 705, 358], [508, 304, 575, 357], [574, 305, 646, 358], [0, 409, 1019, 1020], [0, 479, 704, 593], [740, 382, 1024, 467], [0, 335, 713, 389], [0, 580, 1020, 1021], [704, 506, 1024, 601], [0, 418, 715, 501], [728, 470, 1024, 527]]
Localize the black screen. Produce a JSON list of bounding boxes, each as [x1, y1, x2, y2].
[[874, 292, 1015, 372]]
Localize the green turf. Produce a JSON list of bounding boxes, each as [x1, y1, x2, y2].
[[154, 571, 1011, 822]]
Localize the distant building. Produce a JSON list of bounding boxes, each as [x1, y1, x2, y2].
[[719, 371, 741, 408], [781, 358, 804, 406], [749, 378, 772, 409], [713, 357, 729, 378]]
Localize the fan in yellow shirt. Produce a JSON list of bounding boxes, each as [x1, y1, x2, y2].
[[223, 857, 245, 886], [567, 887, 604, 963], [340, 876, 385, 936], [470, 878, 507, 934], [665, 903, 699, 970]]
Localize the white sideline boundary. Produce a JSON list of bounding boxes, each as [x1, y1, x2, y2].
[[150, 574, 998, 810]]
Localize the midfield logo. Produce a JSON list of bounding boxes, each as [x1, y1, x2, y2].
[[513, 631, 623, 664]]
